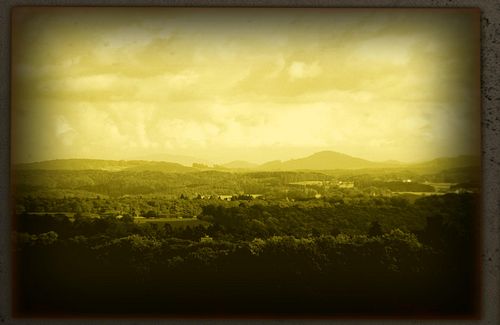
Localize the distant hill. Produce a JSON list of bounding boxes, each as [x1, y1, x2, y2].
[[14, 159, 196, 173], [412, 155, 480, 171], [220, 160, 258, 169], [257, 151, 394, 170], [258, 160, 284, 170], [12, 153, 480, 198], [13, 152, 480, 173], [122, 161, 197, 173], [256, 151, 479, 171], [134, 153, 211, 166]]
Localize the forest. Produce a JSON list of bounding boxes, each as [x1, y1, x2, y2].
[[12, 167, 480, 317]]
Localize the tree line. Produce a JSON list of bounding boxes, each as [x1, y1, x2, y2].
[[13, 193, 478, 316]]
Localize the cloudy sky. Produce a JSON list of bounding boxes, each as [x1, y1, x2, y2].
[[12, 8, 480, 164]]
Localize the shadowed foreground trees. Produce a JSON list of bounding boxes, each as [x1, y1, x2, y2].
[[14, 193, 477, 316], [15, 231, 475, 316]]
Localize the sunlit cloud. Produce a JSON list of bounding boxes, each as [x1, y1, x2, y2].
[[11, 8, 480, 164]]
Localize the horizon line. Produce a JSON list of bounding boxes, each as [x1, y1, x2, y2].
[[12, 150, 480, 166]]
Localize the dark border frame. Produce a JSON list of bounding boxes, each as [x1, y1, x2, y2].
[[1, 1, 499, 324]]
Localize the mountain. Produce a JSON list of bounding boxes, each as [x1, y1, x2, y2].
[[14, 159, 196, 173], [220, 160, 258, 169], [256, 151, 480, 171], [257, 151, 392, 170], [13, 152, 480, 173]]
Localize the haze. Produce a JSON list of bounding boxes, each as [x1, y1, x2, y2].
[[11, 8, 480, 164]]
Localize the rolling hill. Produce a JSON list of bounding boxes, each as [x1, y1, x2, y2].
[[257, 151, 479, 172], [14, 159, 196, 173], [257, 151, 397, 170], [219, 160, 259, 169], [13, 152, 480, 173], [411, 155, 480, 171]]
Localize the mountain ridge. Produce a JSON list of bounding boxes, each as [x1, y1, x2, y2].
[[14, 151, 480, 172], [257, 151, 391, 170], [14, 158, 196, 173]]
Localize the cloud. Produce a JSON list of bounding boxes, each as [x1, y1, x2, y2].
[[288, 61, 322, 80], [52, 74, 120, 92], [55, 115, 74, 136], [355, 36, 415, 65], [11, 8, 480, 163], [54, 115, 77, 146]]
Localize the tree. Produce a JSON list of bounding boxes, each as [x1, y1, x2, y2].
[[368, 221, 383, 237], [163, 223, 173, 236], [121, 214, 134, 223], [145, 210, 157, 219]]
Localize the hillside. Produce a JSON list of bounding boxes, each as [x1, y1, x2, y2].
[[14, 159, 196, 173], [412, 155, 480, 171], [257, 151, 480, 172], [14, 152, 480, 174], [134, 153, 212, 166], [220, 160, 259, 169], [258, 151, 394, 170]]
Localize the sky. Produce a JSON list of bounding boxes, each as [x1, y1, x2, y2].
[[11, 8, 480, 164]]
